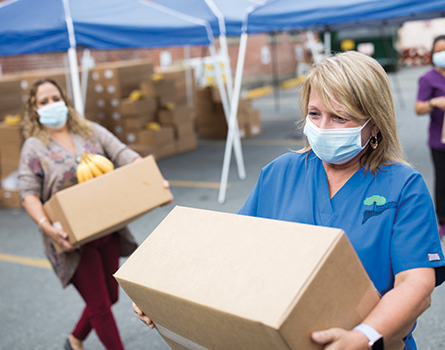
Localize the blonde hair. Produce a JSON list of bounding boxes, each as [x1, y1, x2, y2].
[[23, 78, 93, 144], [298, 51, 408, 174]]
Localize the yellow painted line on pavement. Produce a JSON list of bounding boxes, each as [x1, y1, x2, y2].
[[0, 253, 51, 269], [168, 180, 229, 189]]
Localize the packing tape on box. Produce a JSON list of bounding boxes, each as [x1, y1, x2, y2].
[[156, 324, 210, 350]]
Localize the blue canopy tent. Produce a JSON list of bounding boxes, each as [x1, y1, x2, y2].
[[0, 0, 251, 203], [0, 0, 216, 112]]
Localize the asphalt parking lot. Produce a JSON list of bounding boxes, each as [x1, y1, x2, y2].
[[1, 65, 445, 350]]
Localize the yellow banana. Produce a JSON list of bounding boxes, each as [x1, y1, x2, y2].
[[146, 122, 161, 131], [4, 114, 22, 126], [83, 154, 103, 177], [76, 153, 114, 183], [129, 90, 145, 101], [151, 73, 164, 83], [88, 153, 114, 174], [77, 161, 94, 183]]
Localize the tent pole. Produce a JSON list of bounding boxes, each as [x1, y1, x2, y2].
[[219, 34, 234, 101], [63, 0, 84, 115], [270, 31, 280, 112], [183, 46, 194, 108], [209, 43, 246, 184], [218, 32, 248, 204], [67, 47, 84, 115], [324, 30, 331, 56]]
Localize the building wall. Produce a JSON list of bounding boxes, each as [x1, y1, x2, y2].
[[0, 32, 308, 88]]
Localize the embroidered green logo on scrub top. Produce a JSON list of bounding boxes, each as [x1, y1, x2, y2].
[[363, 195, 386, 206], [362, 195, 397, 224]]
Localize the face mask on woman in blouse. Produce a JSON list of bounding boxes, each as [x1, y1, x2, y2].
[[36, 101, 69, 130]]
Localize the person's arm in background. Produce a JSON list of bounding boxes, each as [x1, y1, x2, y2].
[[415, 97, 445, 115]]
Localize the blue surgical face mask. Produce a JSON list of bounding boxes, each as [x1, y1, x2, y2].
[[37, 101, 68, 130], [303, 117, 371, 164], [432, 51, 445, 69]]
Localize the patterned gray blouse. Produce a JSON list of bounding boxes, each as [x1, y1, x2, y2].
[[19, 123, 140, 287]]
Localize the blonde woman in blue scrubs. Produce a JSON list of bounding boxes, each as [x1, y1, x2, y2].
[[135, 51, 445, 350], [236, 51, 445, 350]]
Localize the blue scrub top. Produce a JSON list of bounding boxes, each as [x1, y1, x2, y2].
[[238, 152, 445, 349]]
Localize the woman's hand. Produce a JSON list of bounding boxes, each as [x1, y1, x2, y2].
[[132, 302, 155, 329], [161, 179, 174, 206], [431, 96, 445, 111], [312, 328, 369, 350], [40, 220, 78, 252]]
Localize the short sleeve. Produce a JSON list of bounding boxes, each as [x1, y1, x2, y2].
[[18, 138, 44, 202], [417, 74, 434, 102], [237, 171, 262, 216], [390, 172, 445, 286]]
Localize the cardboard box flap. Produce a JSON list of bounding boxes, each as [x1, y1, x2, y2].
[[117, 278, 292, 350], [115, 206, 346, 328]]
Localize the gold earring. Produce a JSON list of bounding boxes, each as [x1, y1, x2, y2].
[[370, 136, 378, 149]]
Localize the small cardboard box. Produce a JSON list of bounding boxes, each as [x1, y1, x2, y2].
[[175, 135, 197, 154], [43, 156, 172, 250], [0, 123, 24, 148], [0, 188, 22, 210], [115, 206, 404, 350], [158, 105, 193, 126], [120, 98, 157, 117], [135, 127, 175, 146]]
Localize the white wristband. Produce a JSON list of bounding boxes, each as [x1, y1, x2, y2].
[[353, 323, 382, 344]]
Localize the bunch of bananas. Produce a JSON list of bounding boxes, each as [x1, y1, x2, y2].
[[4, 114, 22, 126], [151, 73, 164, 83], [129, 90, 145, 101], [76, 153, 114, 183], [146, 122, 162, 131]]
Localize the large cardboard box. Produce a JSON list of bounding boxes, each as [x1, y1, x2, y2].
[[115, 206, 404, 350], [43, 156, 172, 250]]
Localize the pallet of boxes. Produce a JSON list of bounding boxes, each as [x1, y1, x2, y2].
[[86, 60, 197, 160], [195, 85, 262, 139], [0, 75, 26, 210], [136, 67, 197, 159]]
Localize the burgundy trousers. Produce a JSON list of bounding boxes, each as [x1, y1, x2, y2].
[[70, 233, 124, 350]]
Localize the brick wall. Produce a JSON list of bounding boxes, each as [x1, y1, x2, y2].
[[0, 32, 309, 88]]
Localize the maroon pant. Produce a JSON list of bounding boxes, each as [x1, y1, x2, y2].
[[70, 233, 124, 350]]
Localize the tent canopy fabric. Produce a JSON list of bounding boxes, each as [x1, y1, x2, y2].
[[246, 0, 445, 33], [0, 0, 215, 56], [71, 0, 213, 50], [0, 0, 71, 55]]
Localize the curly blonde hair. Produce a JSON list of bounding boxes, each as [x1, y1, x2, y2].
[[23, 78, 93, 143], [298, 51, 408, 174]]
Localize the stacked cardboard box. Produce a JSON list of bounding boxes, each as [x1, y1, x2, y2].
[[86, 59, 155, 138], [195, 86, 262, 139], [0, 123, 24, 209], [0, 75, 25, 122], [130, 66, 197, 159]]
